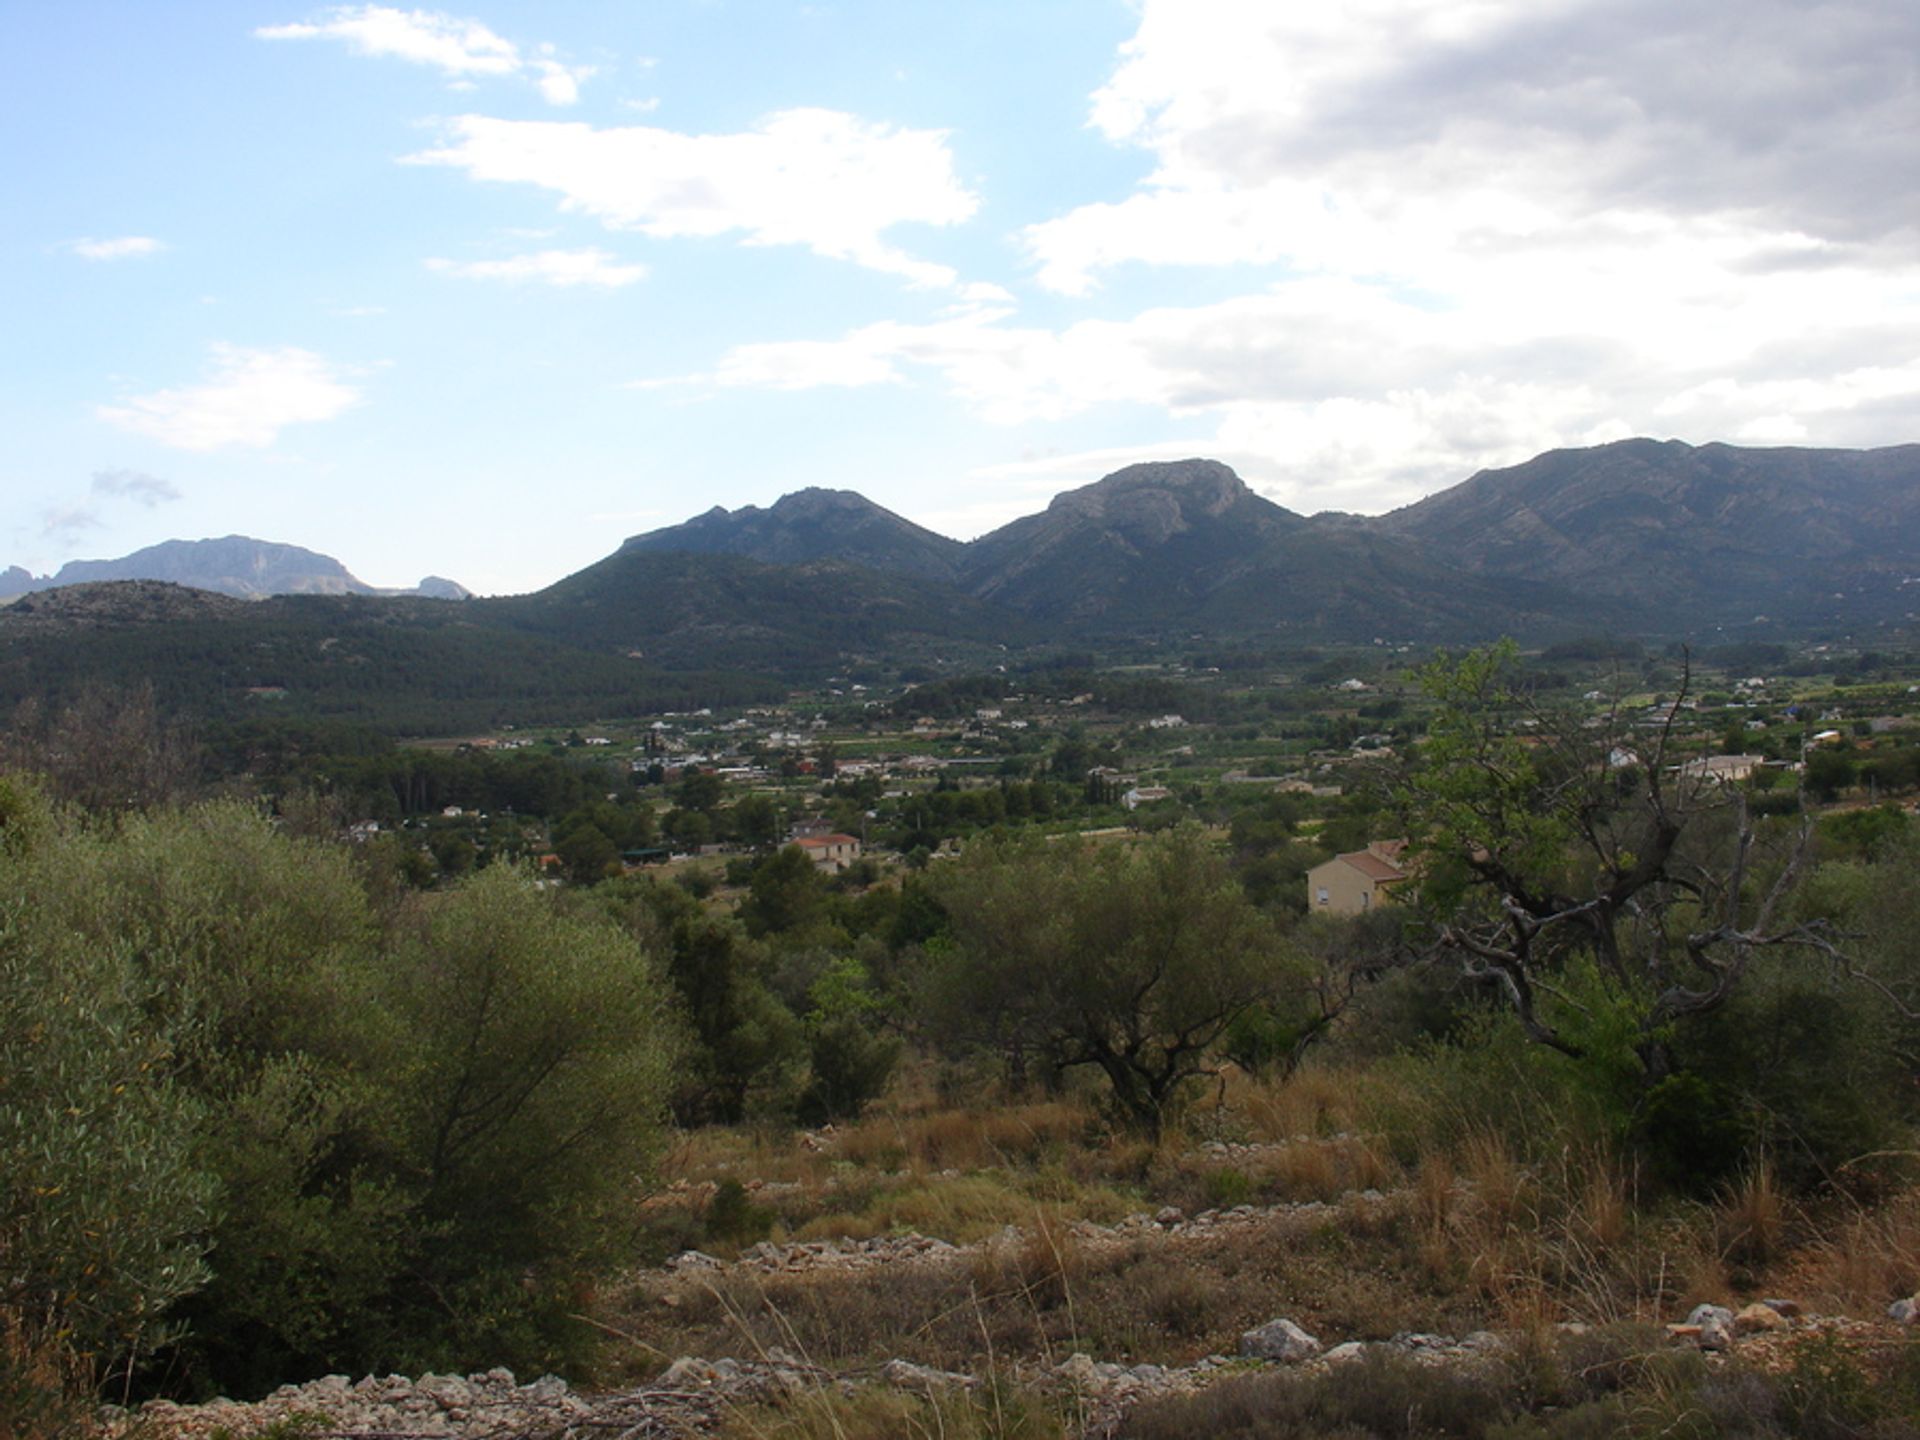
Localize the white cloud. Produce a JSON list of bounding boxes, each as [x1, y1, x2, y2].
[[91, 468, 181, 505], [1030, 0, 1920, 296], [65, 236, 164, 261], [42, 505, 103, 538], [531, 49, 593, 106], [406, 109, 978, 286], [679, 221, 1920, 513], [426, 247, 647, 287], [257, 6, 591, 105], [709, 0, 1920, 513], [97, 344, 361, 451]]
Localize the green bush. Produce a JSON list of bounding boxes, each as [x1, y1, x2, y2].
[[0, 895, 214, 1387], [0, 793, 684, 1401], [705, 1179, 775, 1248]]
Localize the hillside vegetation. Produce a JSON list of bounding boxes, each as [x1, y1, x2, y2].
[[8, 644, 1920, 1437]]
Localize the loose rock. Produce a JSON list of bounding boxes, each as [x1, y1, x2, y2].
[[1735, 1302, 1789, 1335], [1239, 1317, 1323, 1363]]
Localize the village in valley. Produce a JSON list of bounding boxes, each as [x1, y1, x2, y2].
[[346, 637, 1920, 907]]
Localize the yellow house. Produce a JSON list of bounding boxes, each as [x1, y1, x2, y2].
[[1306, 839, 1410, 916]]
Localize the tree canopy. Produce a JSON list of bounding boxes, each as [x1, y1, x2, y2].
[[921, 828, 1300, 1136]]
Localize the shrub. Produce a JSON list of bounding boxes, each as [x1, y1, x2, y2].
[[0, 796, 684, 1400], [0, 917, 213, 1391], [705, 1179, 775, 1248], [1120, 1349, 1505, 1439]]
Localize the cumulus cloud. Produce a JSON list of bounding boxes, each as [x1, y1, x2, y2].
[[405, 109, 978, 287], [91, 468, 181, 505], [426, 247, 647, 287], [257, 5, 593, 105], [1029, 0, 1920, 295], [680, 223, 1920, 515], [97, 344, 361, 451], [666, 0, 1920, 515], [65, 236, 164, 261]]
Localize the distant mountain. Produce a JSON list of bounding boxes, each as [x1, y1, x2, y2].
[[5, 536, 469, 601], [8, 440, 1919, 734], [614, 459, 1605, 639], [1381, 439, 1920, 626], [393, 443, 1920, 652], [959, 460, 1305, 623], [489, 548, 1018, 674], [621, 488, 966, 584]]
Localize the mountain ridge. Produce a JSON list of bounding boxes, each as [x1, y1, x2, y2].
[[7, 438, 1919, 727], [0, 536, 470, 602], [619, 488, 966, 585]]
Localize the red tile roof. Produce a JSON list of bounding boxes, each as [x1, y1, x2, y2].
[[1338, 849, 1407, 883]]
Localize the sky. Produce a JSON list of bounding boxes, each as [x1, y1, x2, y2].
[[5, 1, 1918, 596]]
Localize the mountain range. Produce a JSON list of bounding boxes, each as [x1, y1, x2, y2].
[[4, 438, 1916, 731], [607, 439, 1920, 638], [0, 536, 469, 602]]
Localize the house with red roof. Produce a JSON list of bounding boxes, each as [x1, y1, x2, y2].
[[794, 833, 862, 872], [1305, 839, 1410, 915]]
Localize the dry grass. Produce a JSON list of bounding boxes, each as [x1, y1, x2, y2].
[[1573, 1155, 1632, 1252], [629, 1065, 1920, 1386], [1793, 1186, 1920, 1312], [713, 1379, 1069, 1440], [1717, 1158, 1789, 1269], [832, 1102, 1095, 1174], [1390, 1140, 1723, 1330], [968, 1213, 1088, 1319], [1232, 1065, 1373, 1143]]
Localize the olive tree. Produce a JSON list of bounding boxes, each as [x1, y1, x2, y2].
[[922, 828, 1299, 1137], [0, 787, 684, 1398]]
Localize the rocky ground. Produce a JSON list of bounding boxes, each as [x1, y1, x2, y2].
[[122, 1202, 1920, 1440], [117, 1129, 1920, 1438]]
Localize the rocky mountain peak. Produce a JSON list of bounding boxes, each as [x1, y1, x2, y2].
[[769, 487, 876, 517], [1048, 459, 1253, 522]]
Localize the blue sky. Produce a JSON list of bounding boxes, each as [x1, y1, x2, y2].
[[6, 1, 1918, 595]]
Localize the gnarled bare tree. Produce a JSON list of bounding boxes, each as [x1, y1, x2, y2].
[[1398, 642, 1891, 1083]]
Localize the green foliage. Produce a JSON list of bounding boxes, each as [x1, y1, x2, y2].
[[798, 955, 901, 1123], [594, 879, 804, 1124], [1804, 746, 1856, 802], [1629, 1073, 1747, 1190], [554, 819, 618, 884], [1406, 639, 1574, 887], [0, 885, 214, 1381], [1818, 803, 1912, 861], [0, 793, 683, 1400], [1779, 1331, 1920, 1438], [741, 844, 829, 938], [0, 593, 782, 736], [704, 1179, 774, 1248], [1220, 1002, 1303, 1077], [1373, 1011, 1618, 1167], [922, 829, 1297, 1135], [1395, 639, 1913, 1188]]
